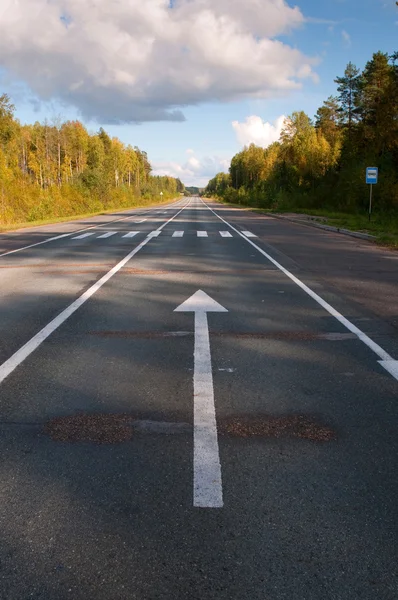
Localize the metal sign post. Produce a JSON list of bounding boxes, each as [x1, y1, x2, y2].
[[366, 167, 378, 222]]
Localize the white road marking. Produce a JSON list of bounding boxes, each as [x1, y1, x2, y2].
[[242, 231, 257, 238], [379, 361, 398, 380], [173, 231, 184, 237], [219, 231, 233, 238], [0, 200, 183, 259], [202, 199, 398, 382], [148, 231, 161, 237], [0, 233, 72, 257], [133, 219, 147, 223], [97, 232, 117, 239], [197, 231, 208, 237], [122, 231, 139, 238], [72, 232, 95, 240], [0, 202, 190, 386], [175, 290, 227, 508]]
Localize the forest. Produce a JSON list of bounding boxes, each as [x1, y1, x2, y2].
[[205, 52, 398, 224], [0, 95, 184, 226]]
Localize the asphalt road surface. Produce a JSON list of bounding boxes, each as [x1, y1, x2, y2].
[[0, 197, 397, 599]]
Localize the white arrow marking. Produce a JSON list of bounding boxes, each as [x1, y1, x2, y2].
[[175, 290, 227, 508]]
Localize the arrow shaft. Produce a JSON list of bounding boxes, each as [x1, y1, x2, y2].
[[193, 311, 223, 508]]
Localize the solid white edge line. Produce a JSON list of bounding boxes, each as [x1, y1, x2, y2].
[[0, 199, 191, 385], [202, 199, 398, 380], [379, 360, 398, 380], [0, 199, 182, 259]]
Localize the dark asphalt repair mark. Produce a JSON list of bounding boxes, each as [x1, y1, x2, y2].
[[219, 415, 336, 442], [0, 263, 113, 270], [44, 414, 192, 443], [44, 414, 133, 444], [88, 330, 356, 341], [1, 266, 282, 275], [44, 414, 335, 444], [89, 330, 193, 339]]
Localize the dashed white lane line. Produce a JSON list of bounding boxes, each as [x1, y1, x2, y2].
[[0, 202, 190, 386], [242, 231, 257, 238], [148, 231, 161, 237], [122, 231, 139, 238], [197, 231, 208, 237], [133, 219, 147, 223], [202, 200, 398, 383], [172, 231, 184, 237], [97, 232, 117, 239], [220, 231, 233, 238], [72, 232, 95, 240]]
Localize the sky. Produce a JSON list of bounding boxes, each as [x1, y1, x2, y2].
[[0, 0, 397, 187]]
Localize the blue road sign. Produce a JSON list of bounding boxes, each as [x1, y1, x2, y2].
[[366, 167, 378, 184]]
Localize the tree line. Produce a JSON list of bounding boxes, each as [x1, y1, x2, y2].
[[0, 95, 184, 225], [205, 51, 398, 214]]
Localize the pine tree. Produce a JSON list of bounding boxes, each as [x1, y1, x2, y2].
[[315, 96, 341, 147], [334, 62, 361, 139], [359, 52, 397, 155]]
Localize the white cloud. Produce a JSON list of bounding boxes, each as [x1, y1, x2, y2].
[[153, 152, 229, 187], [232, 115, 286, 148], [341, 30, 351, 47], [0, 0, 316, 123]]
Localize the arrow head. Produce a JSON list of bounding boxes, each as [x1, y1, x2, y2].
[[174, 290, 228, 313]]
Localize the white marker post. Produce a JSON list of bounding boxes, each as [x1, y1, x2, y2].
[[175, 290, 227, 508]]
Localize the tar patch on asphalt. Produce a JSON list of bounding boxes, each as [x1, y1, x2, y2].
[[44, 413, 133, 444], [45, 413, 335, 444], [219, 415, 336, 442], [44, 414, 191, 444]]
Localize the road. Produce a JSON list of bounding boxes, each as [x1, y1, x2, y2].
[[0, 196, 397, 599]]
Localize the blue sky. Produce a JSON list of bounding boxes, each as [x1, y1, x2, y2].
[[1, 0, 397, 186]]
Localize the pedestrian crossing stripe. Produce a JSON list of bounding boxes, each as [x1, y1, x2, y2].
[[70, 230, 257, 240], [97, 231, 117, 239], [72, 232, 95, 239]]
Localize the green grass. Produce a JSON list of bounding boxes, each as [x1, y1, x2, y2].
[[0, 196, 178, 233], [210, 197, 398, 250]]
